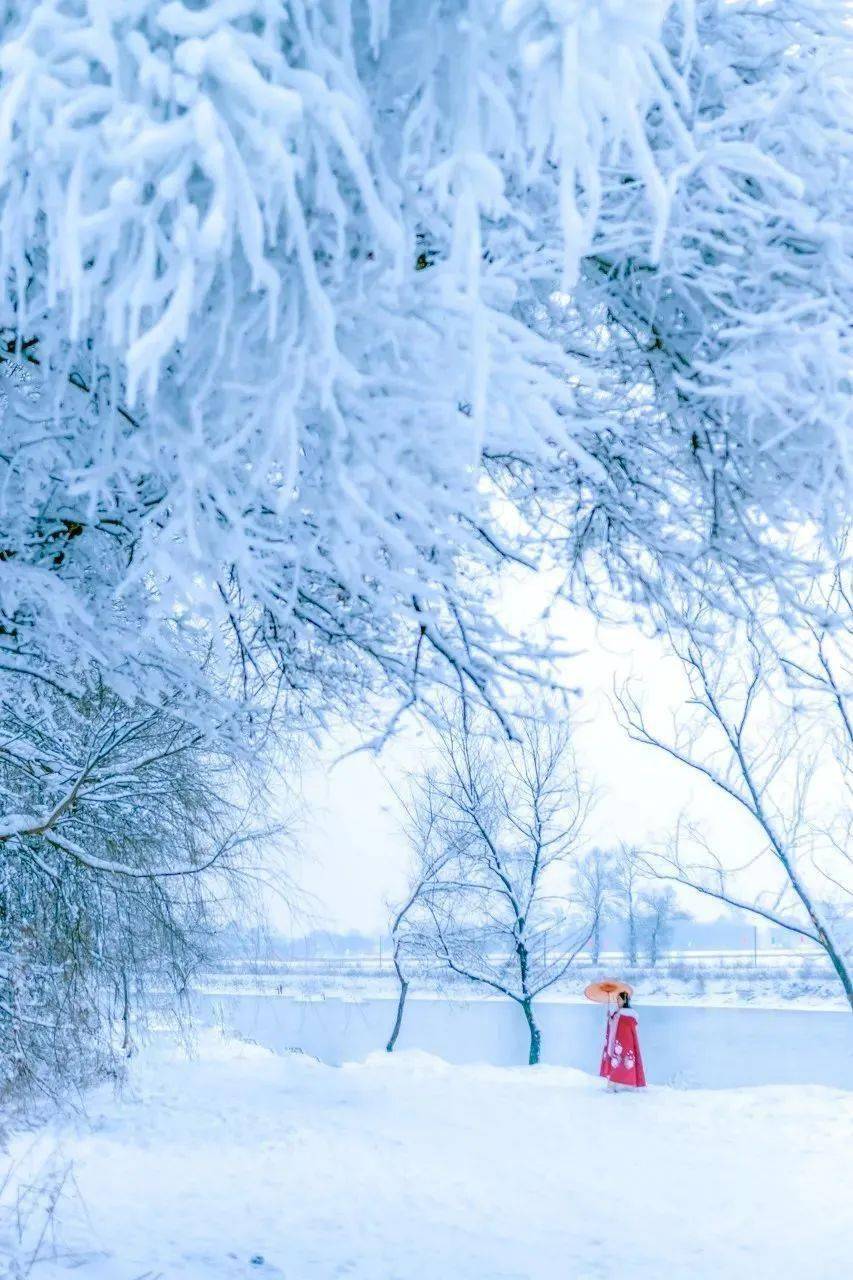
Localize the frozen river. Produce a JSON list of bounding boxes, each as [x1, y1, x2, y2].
[[192, 993, 853, 1090]]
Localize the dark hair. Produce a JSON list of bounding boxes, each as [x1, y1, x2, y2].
[[620, 992, 631, 1008]]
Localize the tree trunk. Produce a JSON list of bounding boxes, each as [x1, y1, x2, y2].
[[386, 972, 409, 1052], [121, 971, 134, 1057], [818, 931, 853, 1014], [521, 996, 541, 1065], [625, 878, 637, 966], [591, 917, 601, 965], [775, 853, 853, 1014]]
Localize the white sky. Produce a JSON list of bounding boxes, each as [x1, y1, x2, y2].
[[276, 583, 766, 936]]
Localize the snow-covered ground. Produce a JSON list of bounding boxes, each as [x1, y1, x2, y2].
[[194, 959, 847, 1012], [3, 1028, 851, 1279]]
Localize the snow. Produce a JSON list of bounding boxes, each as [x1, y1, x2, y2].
[[3, 1, 850, 736], [192, 963, 850, 1012], [3, 1027, 851, 1278]]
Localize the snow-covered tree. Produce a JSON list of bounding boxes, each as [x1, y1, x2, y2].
[[546, 0, 853, 622], [1, 1, 850, 738], [403, 709, 594, 1063], [0, 670, 271, 1092]]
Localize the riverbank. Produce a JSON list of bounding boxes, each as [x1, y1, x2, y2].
[[188, 991, 852, 1089], [3, 1028, 850, 1278], [193, 960, 848, 1013]]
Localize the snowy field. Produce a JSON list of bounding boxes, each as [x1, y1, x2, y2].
[[3, 1028, 851, 1280], [195, 956, 847, 1012]]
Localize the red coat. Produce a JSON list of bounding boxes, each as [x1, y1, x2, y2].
[[599, 1008, 646, 1088]]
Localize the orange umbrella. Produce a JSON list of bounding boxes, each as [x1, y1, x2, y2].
[[584, 979, 633, 1004]]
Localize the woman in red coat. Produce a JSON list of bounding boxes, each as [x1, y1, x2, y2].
[[599, 991, 646, 1090]]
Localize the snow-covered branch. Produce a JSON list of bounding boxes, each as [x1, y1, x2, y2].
[[3, 2, 848, 737]]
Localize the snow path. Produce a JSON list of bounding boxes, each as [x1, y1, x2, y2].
[[4, 1029, 851, 1279]]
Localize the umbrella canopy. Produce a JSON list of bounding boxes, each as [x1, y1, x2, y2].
[[584, 979, 633, 1004]]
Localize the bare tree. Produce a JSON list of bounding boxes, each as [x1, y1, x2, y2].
[[405, 710, 594, 1064], [385, 804, 451, 1054], [577, 849, 616, 964], [614, 847, 641, 967], [638, 887, 682, 967], [777, 566, 852, 753], [617, 615, 853, 1011], [775, 567, 852, 909], [0, 670, 276, 1094]]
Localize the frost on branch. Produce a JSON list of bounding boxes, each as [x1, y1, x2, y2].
[[0, 1, 849, 727], [0, 0, 695, 721], [561, 1, 853, 616]]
